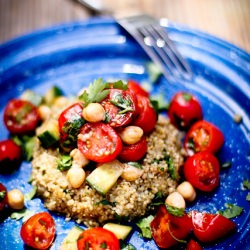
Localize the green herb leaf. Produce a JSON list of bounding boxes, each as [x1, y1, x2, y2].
[[57, 155, 72, 171], [100, 242, 107, 249], [150, 94, 169, 112], [146, 62, 162, 83], [217, 203, 243, 218], [120, 241, 136, 250], [79, 78, 110, 106], [164, 154, 178, 180], [112, 80, 128, 90], [0, 191, 6, 201], [24, 186, 37, 201], [243, 180, 250, 189], [136, 215, 154, 239], [94, 200, 116, 207], [166, 205, 185, 217], [246, 194, 250, 201], [110, 92, 133, 114]]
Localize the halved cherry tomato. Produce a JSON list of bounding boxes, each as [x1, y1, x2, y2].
[[58, 102, 85, 151], [191, 211, 236, 243], [132, 95, 157, 134], [77, 122, 122, 163], [101, 88, 138, 127], [20, 212, 56, 249], [0, 139, 22, 172], [118, 136, 147, 162], [168, 92, 203, 130], [186, 239, 203, 250], [0, 183, 8, 211], [183, 151, 220, 192], [4, 99, 40, 134], [127, 79, 149, 97], [77, 227, 120, 250], [184, 120, 224, 156], [150, 205, 192, 249]]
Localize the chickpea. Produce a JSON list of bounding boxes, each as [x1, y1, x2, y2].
[[165, 191, 186, 209], [177, 181, 196, 202], [53, 96, 69, 108], [119, 126, 143, 145], [121, 163, 144, 181], [82, 103, 105, 122], [7, 189, 24, 210], [38, 105, 51, 121], [67, 167, 86, 188], [70, 148, 89, 168]]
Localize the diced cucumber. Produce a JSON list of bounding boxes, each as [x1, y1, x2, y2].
[[21, 90, 43, 106], [44, 86, 63, 106], [86, 160, 123, 195], [37, 119, 60, 148], [60, 225, 83, 250], [103, 223, 132, 240]]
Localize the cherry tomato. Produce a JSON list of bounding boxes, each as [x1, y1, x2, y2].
[[191, 211, 236, 243], [184, 120, 224, 156], [4, 99, 40, 134], [118, 136, 147, 162], [78, 122, 122, 163], [77, 227, 120, 250], [127, 79, 149, 97], [0, 183, 8, 211], [150, 205, 192, 249], [20, 212, 56, 249], [58, 102, 85, 151], [186, 239, 203, 250], [101, 88, 138, 127], [0, 139, 22, 171], [183, 151, 220, 192], [168, 92, 203, 130], [132, 95, 157, 134]]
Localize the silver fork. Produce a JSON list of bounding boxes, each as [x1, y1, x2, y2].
[[117, 14, 193, 82]]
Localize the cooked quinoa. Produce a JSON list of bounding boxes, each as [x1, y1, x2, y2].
[[32, 107, 185, 227]]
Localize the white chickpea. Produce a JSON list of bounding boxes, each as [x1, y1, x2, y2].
[[165, 191, 186, 209], [177, 181, 196, 202], [119, 126, 143, 145], [53, 96, 69, 108], [70, 148, 89, 168], [121, 163, 144, 181], [67, 167, 86, 188], [38, 105, 51, 121], [82, 103, 105, 122], [7, 189, 24, 210]]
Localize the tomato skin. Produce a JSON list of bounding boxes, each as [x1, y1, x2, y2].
[[4, 99, 40, 134], [0, 139, 22, 171], [183, 151, 220, 192], [127, 79, 149, 97], [58, 102, 85, 151], [150, 205, 192, 249], [184, 120, 224, 156], [101, 88, 138, 127], [78, 122, 122, 163], [132, 95, 157, 134], [118, 136, 147, 162], [20, 212, 56, 249], [168, 92, 203, 130], [0, 183, 8, 211], [191, 211, 236, 243], [77, 227, 120, 250], [186, 239, 203, 250]]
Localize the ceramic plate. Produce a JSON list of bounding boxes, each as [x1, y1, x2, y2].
[[0, 17, 249, 250]]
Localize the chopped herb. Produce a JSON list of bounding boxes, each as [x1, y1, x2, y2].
[[150, 94, 169, 112], [79, 78, 110, 106], [243, 180, 250, 189], [166, 205, 185, 217], [120, 241, 136, 250], [217, 203, 243, 218], [146, 62, 162, 83], [24, 186, 37, 201], [0, 190, 6, 200], [57, 155, 72, 171], [164, 154, 177, 180], [10, 209, 35, 222], [136, 215, 154, 239], [95, 200, 116, 207], [150, 192, 165, 206], [110, 92, 133, 114], [187, 138, 195, 150], [127, 162, 142, 169], [246, 194, 250, 201], [221, 162, 232, 169], [100, 242, 107, 249], [112, 80, 128, 90]]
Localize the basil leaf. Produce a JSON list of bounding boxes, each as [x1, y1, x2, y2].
[[217, 203, 243, 218]]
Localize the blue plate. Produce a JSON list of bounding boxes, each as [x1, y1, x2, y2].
[[0, 17, 249, 250]]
